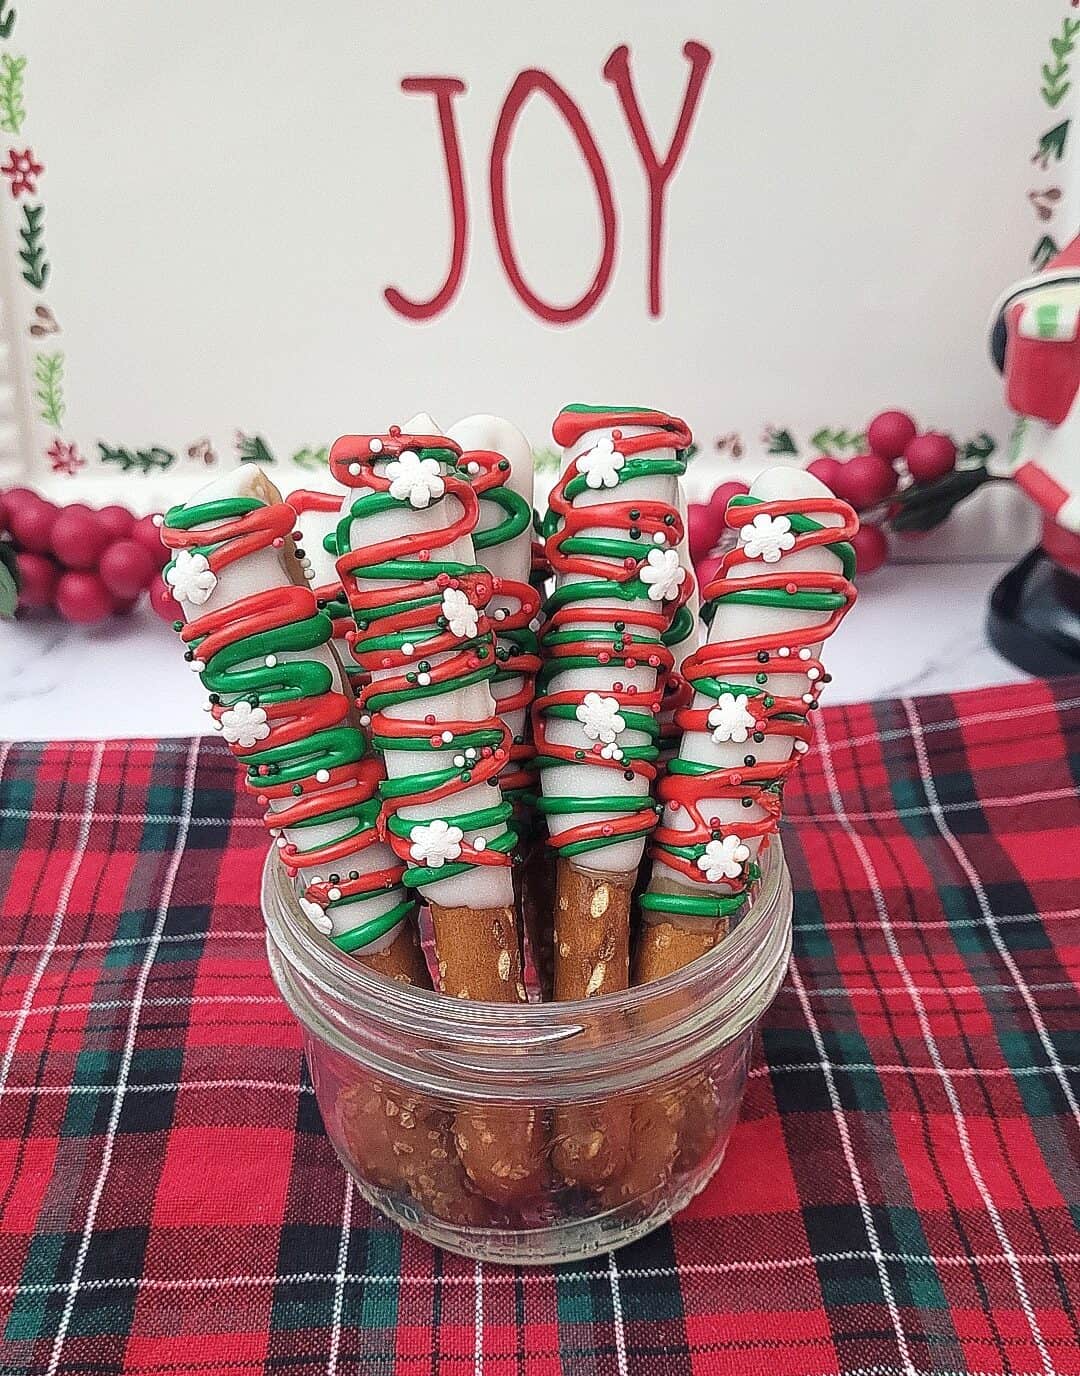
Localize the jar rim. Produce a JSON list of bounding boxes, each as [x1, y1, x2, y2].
[[263, 844, 788, 1023], [264, 847, 792, 1098]]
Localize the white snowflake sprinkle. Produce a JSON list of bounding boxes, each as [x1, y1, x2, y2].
[[739, 512, 796, 563], [218, 700, 271, 748], [575, 692, 626, 744], [299, 895, 334, 935], [696, 835, 751, 883], [165, 550, 217, 606], [640, 547, 687, 602], [386, 450, 445, 509], [441, 587, 479, 639], [575, 436, 624, 489], [408, 819, 464, 869], [707, 692, 757, 744]]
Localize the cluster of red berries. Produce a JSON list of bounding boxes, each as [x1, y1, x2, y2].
[[806, 411, 956, 576], [1, 488, 182, 623], [688, 410, 958, 584]]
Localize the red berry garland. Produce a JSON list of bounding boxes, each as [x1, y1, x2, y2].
[[831, 452, 898, 510], [1, 490, 167, 621], [904, 432, 957, 484], [850, 522, 888, 575], [693, 408, 976, 585], [866, 409, 917, 461], [100, 538, 157, 599]]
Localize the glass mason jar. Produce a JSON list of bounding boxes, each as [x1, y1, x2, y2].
[[263, 845, 793, 1266]]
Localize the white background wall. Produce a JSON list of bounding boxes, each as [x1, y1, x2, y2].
[[0, 0, 1071, 504]]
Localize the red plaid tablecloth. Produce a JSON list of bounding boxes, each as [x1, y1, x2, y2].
[[1, 676, 1078, 1376]]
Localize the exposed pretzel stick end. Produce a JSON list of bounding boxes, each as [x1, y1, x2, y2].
[[357, 922, 430, 986], [632, 917, 729, 986], [551, 861, 632, 1002]]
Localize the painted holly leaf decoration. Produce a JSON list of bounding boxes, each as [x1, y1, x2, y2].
[[764, 427, 798, 456], [1035, 120, 1070, 167], [19, 204, 48, 289], [810, 427, 865, 456], [0, 53, 26, 135], [0, 541, 17, 619], [99, 442, 176, 473], [236, 431, 275, 465], [0, 4, 16, 41], [1043, 17, 1080, 108]]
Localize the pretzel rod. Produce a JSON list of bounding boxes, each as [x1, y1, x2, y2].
[[637, 468, 858, 982], [329, 417, 544, 1206], [447, 415, 547, 990], [535, 403, 692, 1186], [159, 467, 424, 978]]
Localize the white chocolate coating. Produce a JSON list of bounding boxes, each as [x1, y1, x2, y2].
[[542, 422, 690, 875], [337, 414, 515, 910], [170, 466, 407, 950], [446, 414, 535, 766], [648, 468, 845, 918]]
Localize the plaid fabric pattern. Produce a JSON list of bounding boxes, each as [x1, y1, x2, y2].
[[0, 675, 1077, 1376]]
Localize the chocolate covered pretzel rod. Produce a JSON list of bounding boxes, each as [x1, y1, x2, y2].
[[286, 486, 365, 695], [329, 417, 544, 1204], [535, 404, 692, 1184], [160, 466, 425, 981], [161, 467, 498, 1221], [637, 468, 857, 981], [447, 415, 547, 989]]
